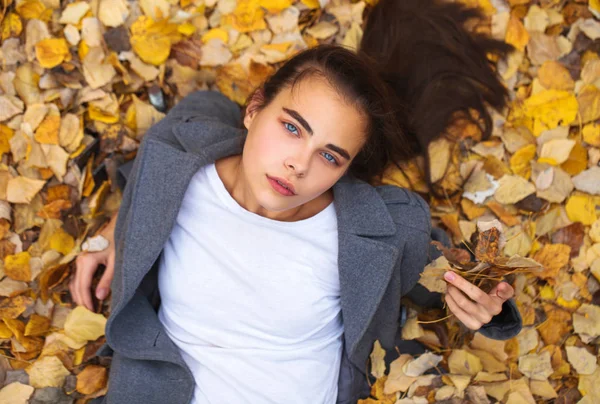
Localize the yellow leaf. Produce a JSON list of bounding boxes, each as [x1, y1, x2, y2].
[[124, 103, 137, 131], [177, 22, 196, 36], [1, 13, 23, 41], [510, 90, 578, 136], [578, 84, 600, 124], [73, 346, 85, 366], [505, 15, 529, 52], [539, 285, 555, 300], [201, 28, 229, 44], [78, 39, 89, 60], [35, 38, 70, 69], [537, 157, 558, 166], [24, 314, 51, 337], [64, 306, 107, 342], [16, 0, 46, 19], [533, 244, 571, 279], [259, 0, 293, 13], [88, 105, 119, 124], [26, 356, 70, 388], [34, 115, 61, 145], [223, 0, 267, 33], [130, 17, 180, 65], [557, 296, 580, 310], [583, 123, 600, 147], [76, 365, 108, 394], [537, 61, 574, 91], [132, 34, 171, 65], [590, 0, 600, 19], [300, 0, 320, 9], [0, 295, 34, 320], [4, 251, 32, 282], [0, 124, 15, 157], [49, 228, 75, 255], [566, 194, 597, 225], [561, 142, 588, 176], [510, 144, 536, 179], [0, 322, 13, 338]]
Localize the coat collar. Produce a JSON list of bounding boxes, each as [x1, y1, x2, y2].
[[110, 118, 401, 370]]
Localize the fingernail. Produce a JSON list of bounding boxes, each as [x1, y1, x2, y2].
[[96, 288, 107, 300], [444, 271, 455, 281]]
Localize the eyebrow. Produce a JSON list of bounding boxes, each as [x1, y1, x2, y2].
[[282, 107, 352, 161]]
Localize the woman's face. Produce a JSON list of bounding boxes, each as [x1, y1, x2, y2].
[[241, 76, 367, 214]]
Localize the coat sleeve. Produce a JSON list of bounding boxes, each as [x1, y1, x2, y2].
[[402, 226, 523, 341], [115, 91, 241, 191]]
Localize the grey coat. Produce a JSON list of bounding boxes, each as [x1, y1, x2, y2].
[[94, 91, 522, 404]]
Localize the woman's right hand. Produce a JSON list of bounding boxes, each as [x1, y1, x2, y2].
[[70, 213, 118, 311]]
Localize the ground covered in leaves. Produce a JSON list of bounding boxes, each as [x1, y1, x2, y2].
[[0, 0, 599, 402]]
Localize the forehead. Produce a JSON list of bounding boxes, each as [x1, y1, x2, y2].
[[272, 76, 367, 155]]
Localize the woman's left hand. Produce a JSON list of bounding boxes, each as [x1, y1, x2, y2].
[[443, 271, 515, 331]]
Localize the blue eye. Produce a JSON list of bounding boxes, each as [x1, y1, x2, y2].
[[284, 122, 299, 136], [322, 152, 338, 166]]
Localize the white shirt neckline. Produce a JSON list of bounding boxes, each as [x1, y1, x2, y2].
[[206, 162, 336, 230]]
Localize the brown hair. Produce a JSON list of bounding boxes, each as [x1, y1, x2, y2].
[[245, 0, 514, 194]]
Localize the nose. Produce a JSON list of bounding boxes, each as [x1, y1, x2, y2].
[[285, 151, 309, 178]]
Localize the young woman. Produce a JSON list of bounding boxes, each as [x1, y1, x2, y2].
[[71, 0, 522, 402]]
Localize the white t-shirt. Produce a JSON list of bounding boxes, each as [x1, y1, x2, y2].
[[157, 162, 343, 404]]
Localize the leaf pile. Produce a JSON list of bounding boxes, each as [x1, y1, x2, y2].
[[0, 0, 599, 402], [366, 0, 600, 403]]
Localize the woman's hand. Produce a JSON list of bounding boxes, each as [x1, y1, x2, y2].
[[443, 271, 515, 331], [69, 213, 118, 311]]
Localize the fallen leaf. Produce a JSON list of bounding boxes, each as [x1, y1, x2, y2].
[[533, 244, 570, 279], [6, 176, 46, 204], [384, 354, 417, 395], [370, 340, 386, 379], [565, 194, 597, 225], [518, 350, 553, 380], [418, 256, 451, 294], [0, 382, 34, 404], [494, 174, 536, 204], [448, 349, 483, 376], [565, 346, 597, 375], [35, 38, 69, 68], [404, 352, 443, 377], [26, 355, 70, 388], [76, 365, 108, 394]]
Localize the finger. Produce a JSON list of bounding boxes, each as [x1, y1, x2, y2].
[[488, 281, 514, 304], [96, 253, 114, 300], [68, 276, 79, 306], [444, 271, 491, 306], [447, 285, 492, 325], [445, 292, 482, 331], [70, 259, 84, 306], [76, 255, 97, 311]]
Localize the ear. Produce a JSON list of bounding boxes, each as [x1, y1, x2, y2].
[[243, 89, 265, 130]]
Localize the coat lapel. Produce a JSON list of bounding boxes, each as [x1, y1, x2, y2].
[[114, 119, 402, 370]]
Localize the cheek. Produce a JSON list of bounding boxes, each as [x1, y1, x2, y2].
[[248, 122, 290, 159]]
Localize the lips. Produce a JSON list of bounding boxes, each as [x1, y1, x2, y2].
[[267, 175, 296, 195]]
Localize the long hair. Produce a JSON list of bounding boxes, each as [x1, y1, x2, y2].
[[245, 0, 514, 195]]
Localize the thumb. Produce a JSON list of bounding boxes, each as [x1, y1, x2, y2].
[[489, 281, 514, 302], [96, 253, 115, 300]]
